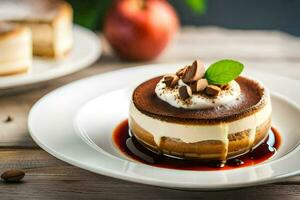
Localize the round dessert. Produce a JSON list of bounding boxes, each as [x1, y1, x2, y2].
[[0, 23, 32, 76], [129, 60, 271, 161]]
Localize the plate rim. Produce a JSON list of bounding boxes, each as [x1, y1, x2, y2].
[[28, 63, 300, 190]]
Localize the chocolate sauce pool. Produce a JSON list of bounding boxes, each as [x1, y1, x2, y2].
[[113, 120, 281, 171]]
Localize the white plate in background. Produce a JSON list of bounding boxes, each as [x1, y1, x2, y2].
[[0, 25, 101, 90]]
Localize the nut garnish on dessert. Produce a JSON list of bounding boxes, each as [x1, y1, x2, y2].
[[178, 85, 192, 100], [190, 79, 208, 93], [205, 85, 221, 96], [162, 74, 179, 88], [155, 59, 243, 109], [182, 60, 205, 83], [130, 59, 271, 162]]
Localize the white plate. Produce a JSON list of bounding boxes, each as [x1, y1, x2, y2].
[[28, 63, 300, 190], [0, 25, 101, 90]]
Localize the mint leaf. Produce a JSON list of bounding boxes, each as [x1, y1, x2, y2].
[[205, 59, 244, 84]]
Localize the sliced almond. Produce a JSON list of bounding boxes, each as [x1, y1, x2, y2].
[[190, 79, 208, 92], [176, 67, 187, 78], [205, 85, 221, 96], [182, 60, 205, 83], [179, 85, 192, 100], [162, 74, 179, 88]]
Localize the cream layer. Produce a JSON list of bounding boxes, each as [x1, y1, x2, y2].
[[25, 23, 53, 46], [129, 98, 272, 146], [21, 18, 72, 57], [0, 28, 32, 61], [0, 26, 31, 74], [0, 59, 31, 74], [53, 13, 73, 57]]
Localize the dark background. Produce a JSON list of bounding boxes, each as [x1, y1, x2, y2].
[[68, 0, 300, 36], [174, 0, 300, 36]]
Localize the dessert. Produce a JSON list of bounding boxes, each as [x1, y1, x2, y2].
[[0, 0, 73, 58], [113, 120, 280, 170], [0, 23, 32, 76], [129, 59, 272, 162]]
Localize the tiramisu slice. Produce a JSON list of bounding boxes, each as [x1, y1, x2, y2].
[[0, 0, 73, 58], [129, 60, 271, 161], [0, 23, 32, 76]]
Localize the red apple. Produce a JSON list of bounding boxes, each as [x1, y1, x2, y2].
[[104, 0, 179, 61]]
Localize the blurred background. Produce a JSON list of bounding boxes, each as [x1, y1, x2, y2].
[[68, 0, 300, 36], [0, 1, 300, 197]]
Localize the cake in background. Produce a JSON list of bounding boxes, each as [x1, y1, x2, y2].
[[0, 23, 32, 76], [0, 0, 73, 59]]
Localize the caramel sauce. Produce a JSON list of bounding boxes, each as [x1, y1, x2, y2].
[[112, 120, 281, 171]]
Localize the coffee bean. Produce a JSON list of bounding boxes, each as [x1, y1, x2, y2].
[[3, 115, 12, 123], [1, 169, 25, 183]]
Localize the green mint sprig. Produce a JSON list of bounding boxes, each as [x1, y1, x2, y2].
[[205, 59, 244, 85]]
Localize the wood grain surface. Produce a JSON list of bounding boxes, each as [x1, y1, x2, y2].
[[0, 27, 299, 199]]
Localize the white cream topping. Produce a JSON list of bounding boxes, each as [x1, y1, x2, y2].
[[155, 78, 241, 109], [129, 97, 272, 146]]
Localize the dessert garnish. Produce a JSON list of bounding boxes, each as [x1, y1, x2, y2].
[[205, 59, 244, 85], [205, 85, 221, 96], [182, 60, 206, 83], [167, 59, 243, 98], [155, 59, 244, 108], [162, 74, 179, 88], [190, 79, 208, 92], [178, 85, 192, 100]]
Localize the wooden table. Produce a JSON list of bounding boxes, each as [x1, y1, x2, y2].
[[0, 27, 300, 199]]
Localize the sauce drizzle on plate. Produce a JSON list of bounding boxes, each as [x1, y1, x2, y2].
[[113, 120, 281, 171]]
